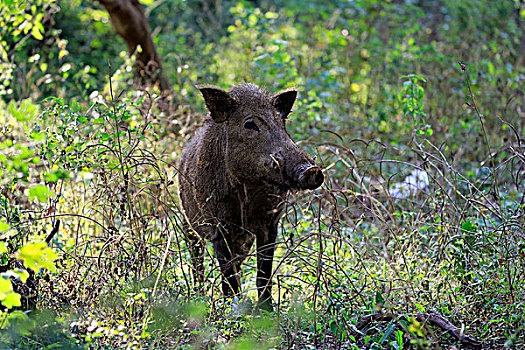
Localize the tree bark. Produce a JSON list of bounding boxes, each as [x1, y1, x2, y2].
[[96, 0, 169, 90]]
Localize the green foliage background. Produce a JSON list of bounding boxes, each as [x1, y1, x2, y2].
[[1, 0, 524, 348]]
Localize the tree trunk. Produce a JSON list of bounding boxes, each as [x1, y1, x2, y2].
[[96, 0, 169, 91]]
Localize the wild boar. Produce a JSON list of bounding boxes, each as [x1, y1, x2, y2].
[[178, 83, 323, 310]]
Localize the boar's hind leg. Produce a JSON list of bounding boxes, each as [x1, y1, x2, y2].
[[256, 225, 278, 311], [213, 234, 241, 297]]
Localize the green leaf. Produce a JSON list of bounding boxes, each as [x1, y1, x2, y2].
[[0, 275, 21, 308], [7, 100, 21, 120], [395, 329, 404, 346], [31, 25, 43, 40], [2, 291, 21, 309], [14, 269, 30, 283], [16, 242, 57, 273], [8, 99, 39, 122], [414, 302, 426, 312], [3, 310, 35, 335], [45, 169, 69, 183], [0, 276, 13, 294], [30, 131, 46, 140], [29, 185, 51, 202], [379, 321, 396, 345], [0, 222, 9, 233]]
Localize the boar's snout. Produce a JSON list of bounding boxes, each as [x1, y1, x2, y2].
[[265, 151, 324, 190], [297, 165, 324, 190]]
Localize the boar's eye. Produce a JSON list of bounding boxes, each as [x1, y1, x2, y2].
[[244, 119, 260, 132]]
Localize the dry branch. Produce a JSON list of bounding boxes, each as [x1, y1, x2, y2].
[[422, 312, 482, 349], [356, 311, 483, 349]]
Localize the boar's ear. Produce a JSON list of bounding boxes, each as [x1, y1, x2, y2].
[[197, 85, 237, 123], [273, 89, 297, 119]]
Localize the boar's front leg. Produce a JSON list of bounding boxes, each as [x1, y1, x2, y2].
[[188, 232, 205, 290], [256, 223, 278, 311], [213, 230, 241, 297]]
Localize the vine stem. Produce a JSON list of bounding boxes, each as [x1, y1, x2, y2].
[[459, 62, 501, 203], [460, 61, 514, 303]]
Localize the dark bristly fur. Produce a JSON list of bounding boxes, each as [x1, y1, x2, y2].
[[178, 83, 324, 310]]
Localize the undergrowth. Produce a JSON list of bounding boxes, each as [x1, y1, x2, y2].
[[1, 62, 523, 349]]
